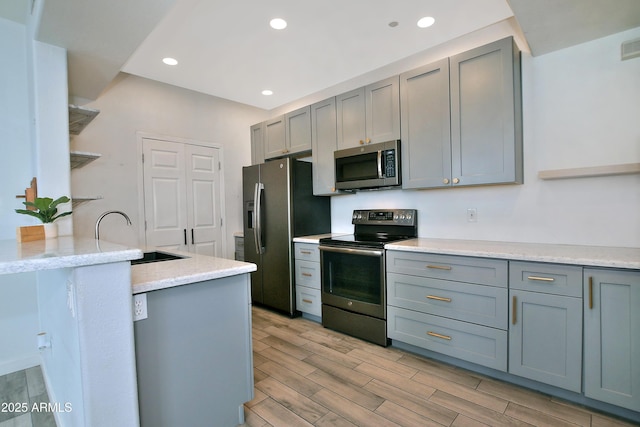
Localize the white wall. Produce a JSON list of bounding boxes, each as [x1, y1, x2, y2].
[[278, 23, 640, 248], [0, 17, 40, 374], [70, 74, 267, 256]]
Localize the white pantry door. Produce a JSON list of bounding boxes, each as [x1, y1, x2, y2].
[[142, 138, 223, 257]]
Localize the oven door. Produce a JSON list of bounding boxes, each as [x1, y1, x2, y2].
[[319, 245, 386, 319]]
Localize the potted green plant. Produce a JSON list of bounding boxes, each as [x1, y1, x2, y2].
[[15, 196, 72, 240]]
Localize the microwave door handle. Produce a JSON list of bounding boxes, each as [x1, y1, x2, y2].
[[377, 150, 383, 179]]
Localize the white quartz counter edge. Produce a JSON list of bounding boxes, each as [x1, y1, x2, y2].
[[385, 238, 640, 270], [131, 249, 256, 294], [0, 237, 143, 275], [293, 233, 349, 244]]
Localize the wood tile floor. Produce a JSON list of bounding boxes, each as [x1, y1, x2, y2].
[[242, 306, 638, 427]]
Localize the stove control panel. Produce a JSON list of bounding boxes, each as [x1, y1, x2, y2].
[[352, 209, 417, 226]]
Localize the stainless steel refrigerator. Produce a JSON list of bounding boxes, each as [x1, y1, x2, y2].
[[243, 158, 331, 315]]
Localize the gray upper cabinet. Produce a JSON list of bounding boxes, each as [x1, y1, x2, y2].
[[263, 106, 312, 160], [400, 37, 522, 189], [584, 268, 640, 412], [337, 76, 400, 150], [285, 106, 312, 155], [450, 36, 523, 186], [263, 115, 286, 159], [400, 58, 452, 189], [250, 122, 265, 165], [311, 97, 339, 196]]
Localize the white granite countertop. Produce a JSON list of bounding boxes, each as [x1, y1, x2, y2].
[[293, 233, 348, 244], [386, 238, 640, 270], [131, 247, 256, 294], [0, 237, 143, 275]]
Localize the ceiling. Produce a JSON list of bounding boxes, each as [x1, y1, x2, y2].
[[2, 0, 639, 111]]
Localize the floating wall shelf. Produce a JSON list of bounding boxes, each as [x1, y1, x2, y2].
[[72, 196, 103, 209], [69, 104, 100, 135], [70, 151, 101, 169], [538, 163, 640, 180]]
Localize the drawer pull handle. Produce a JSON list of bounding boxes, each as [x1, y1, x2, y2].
[[300, 250, 312, 254], [426, 265, 452, 271], [426, 295, 451, 302], [512, 295, 517, 325], [302, 273, 313, 277], [427, 331, 451, 340], [527, 276, 554, 282], [302, 299, 313, 304]]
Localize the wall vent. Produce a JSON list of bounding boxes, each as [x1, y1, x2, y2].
[[621, 37, 640, 61]]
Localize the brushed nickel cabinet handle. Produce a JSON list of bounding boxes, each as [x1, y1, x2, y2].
[[427, 265, 452, 271], [302, 272, 313, 277], [527, 276, 555, 282], [452, 178, 460, 184], [426, 295, 452, 302], [427, 331, 451, 340], [443, 178, 450, 184], [589, 276, 594, 309], [302, 299, 313, 304], [512, 295, 517, 325], [300, 250, 312, 254]]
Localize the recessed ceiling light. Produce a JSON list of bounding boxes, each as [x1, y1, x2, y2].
[[162, 57, 178, 66], [417, 16, 435, 28], [270, 18, 287, 30], [262, 90, 273, 96]]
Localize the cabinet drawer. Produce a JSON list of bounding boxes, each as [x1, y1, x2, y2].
[[388, 273, 507, 329], [294, 243, 320, 262], [296, 285, 321, 317], [387, 251, 508, 287], [509, 261, 582, 297], [295, 260, 320, 289], [388, 306, 507, 371]]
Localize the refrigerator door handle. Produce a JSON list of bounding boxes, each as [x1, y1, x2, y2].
[[253, 182, 265, 254]]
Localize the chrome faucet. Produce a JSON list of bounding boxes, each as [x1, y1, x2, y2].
[[95, 211, 132, 240]]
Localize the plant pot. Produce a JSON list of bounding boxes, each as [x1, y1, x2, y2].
[[44, 223, 58, 239]]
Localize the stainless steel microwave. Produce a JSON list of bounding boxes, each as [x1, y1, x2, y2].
[[334, 140, 401, 190]]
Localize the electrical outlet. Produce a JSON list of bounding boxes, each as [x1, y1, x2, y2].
[[133, 294, 148, 321], [467, 208, 478, 222]]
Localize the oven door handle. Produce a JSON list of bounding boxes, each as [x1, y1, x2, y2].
[[319, 245, 384, 257]]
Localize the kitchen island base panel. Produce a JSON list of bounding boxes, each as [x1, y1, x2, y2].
[[134, 274, 253, 427]]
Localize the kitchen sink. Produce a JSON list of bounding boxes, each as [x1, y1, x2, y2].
[[131, 251, 186, 265]]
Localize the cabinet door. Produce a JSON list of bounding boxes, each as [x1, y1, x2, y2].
[[400, 59, 451, 189], [285, 106, 311, 155], [450, 36, 523, 186], [584, 269, 640, 411], [509, 290, 582, 392], [336, 87, 366, 150], [264, 115, 286, 159], [250, 122, 264, 165], [365, 75, 400, 144], [310, 97, 339, 195]]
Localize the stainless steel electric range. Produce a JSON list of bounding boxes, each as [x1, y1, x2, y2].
[[319, 209, 418, 346]]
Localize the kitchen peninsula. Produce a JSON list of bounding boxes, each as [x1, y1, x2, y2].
[[0, 237, 256, 427]]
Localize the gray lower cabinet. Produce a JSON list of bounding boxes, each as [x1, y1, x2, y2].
[[311, 97, 339, 196], [400, 36, 523, 189], [294, 242, 322, 317], [134, 274, 253, 427], [386, 250, 508, 371], [508, 261, 583, 392], [584, 268, 640, 412]]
